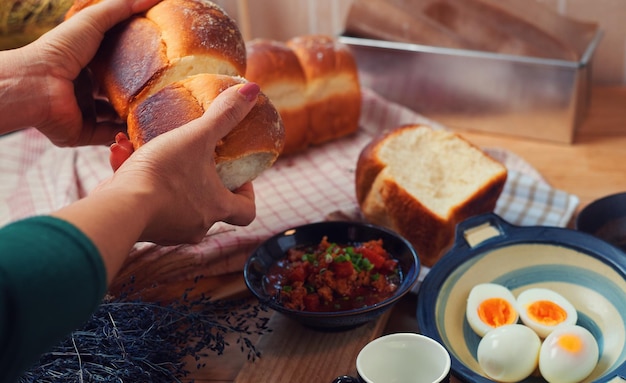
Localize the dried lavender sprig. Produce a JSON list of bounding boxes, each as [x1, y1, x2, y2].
[[18, 289, 271, 383]]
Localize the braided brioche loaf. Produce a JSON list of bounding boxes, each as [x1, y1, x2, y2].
[[66, 0, 284, 190], [245, 35, 362, 156]]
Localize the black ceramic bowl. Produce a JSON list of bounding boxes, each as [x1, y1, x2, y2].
[[576, 192, 626, 252], [244, 221, 420, 330], [417, 213, 626, 383]]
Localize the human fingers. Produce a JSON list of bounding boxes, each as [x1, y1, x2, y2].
[[222, 182, 256, 226], [77, 100, 126, 145], [109, 133, 134, 171], [191, 82, 261, 144], [39, 0, 161, 72], [70, 70, 123, 145]]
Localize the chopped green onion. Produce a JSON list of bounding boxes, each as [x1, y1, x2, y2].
[[282, 285, 293, 292], [324, 253, 333, 263], [334, 255, 348, 263], [371, 273, 380, 281], [361, 258, 374, 271]]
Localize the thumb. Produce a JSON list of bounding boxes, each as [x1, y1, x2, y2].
[[190, 82, 260, 142], [41, 0, 161, 70]]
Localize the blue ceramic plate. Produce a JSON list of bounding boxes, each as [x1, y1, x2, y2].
[[417, 213, 626, 383], [244, 221, 420, 330]]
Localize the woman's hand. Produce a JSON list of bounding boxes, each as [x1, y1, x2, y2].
[[53, 82, 261, 281], [0, 0, 160, 146], [97, 82, 259, 244]]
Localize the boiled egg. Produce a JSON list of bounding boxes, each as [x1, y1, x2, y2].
[[477, 324, 541, 382], [466, 283, 519, 337], [517, 288, 578, 338], [539, 324, 599, 383]]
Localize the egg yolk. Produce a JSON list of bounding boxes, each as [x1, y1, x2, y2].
[[526, 300, 568, 326], [558, 334, 583, 353], [478, 298, 517, 328]]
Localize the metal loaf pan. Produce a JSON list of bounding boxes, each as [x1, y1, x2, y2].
[[339, 31, 603, 144]]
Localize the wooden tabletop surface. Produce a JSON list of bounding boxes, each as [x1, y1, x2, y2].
[[191, 85, 626, 383]]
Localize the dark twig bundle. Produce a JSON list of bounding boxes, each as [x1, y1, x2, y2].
[[18, 286, 271, 382]]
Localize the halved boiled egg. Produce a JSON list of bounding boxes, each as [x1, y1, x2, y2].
[[517, 288, 578, 338], [477, 324, 541, 382], [539, 324, 599, 383], [466, 283, 519, 337]]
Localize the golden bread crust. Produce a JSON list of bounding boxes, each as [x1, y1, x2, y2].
[[145, 0, 246, 73], [128, 74, 285, 190], [287, 35, 361, 145], [245, 35, 362, 155], [70, 0, 246, 119], [245, 39, 310, 155], [90, 17, 168, 118]]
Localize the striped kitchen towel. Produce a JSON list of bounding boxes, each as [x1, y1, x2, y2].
[[0, 88, 579, 291]]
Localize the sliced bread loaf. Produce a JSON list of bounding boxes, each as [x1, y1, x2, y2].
[[355, 124, 508, 266]]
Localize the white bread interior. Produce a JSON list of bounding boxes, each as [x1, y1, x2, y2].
[[356, 124, 507, 266], [376, 126, 505, 217]]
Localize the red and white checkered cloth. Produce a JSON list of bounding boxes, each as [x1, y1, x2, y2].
[[0, 89, 579, 282]]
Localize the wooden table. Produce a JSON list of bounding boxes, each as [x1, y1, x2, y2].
[[193, 85, 626, 383]]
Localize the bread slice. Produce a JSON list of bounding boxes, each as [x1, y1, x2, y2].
[[355, 124, 507, 266]]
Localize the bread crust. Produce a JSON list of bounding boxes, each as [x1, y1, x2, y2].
[[245, 39, 310, 155], [287, 35, 361, 145], [69, 0, 246, 119], [145, 0, 246, 71], [356, 124, 507, 267], [91, 17, 167, 118], [127, 74, 285, 190], [245, 35, 362, 155]]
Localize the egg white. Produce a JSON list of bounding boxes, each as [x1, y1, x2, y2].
[[517, 288, 578, 338], [477, 324, 541, 382], [466, 283, 519, 337], [538, 324, 599, 383]]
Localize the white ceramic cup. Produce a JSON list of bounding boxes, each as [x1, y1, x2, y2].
[[356, 333, 451, 383]]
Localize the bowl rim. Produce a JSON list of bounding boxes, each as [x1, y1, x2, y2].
[[416, 212, 626, 383], [576, 191, 626, 232], [243, 220, 420, 318]]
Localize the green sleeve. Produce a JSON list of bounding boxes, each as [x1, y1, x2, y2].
[[0, 215, 107, 382]]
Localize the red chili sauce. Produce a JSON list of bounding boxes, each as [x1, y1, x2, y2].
[[265, 236, 401, 312]]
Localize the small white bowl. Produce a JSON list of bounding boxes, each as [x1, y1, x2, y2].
[[356, 333, 451, 383]]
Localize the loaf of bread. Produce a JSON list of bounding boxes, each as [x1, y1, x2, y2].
[[245, 35, 362, 155], [245, 39, 310, 155], [65, 0, 284, 190], [355, 124, 507, 267], [128, 74, 284, 191]]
